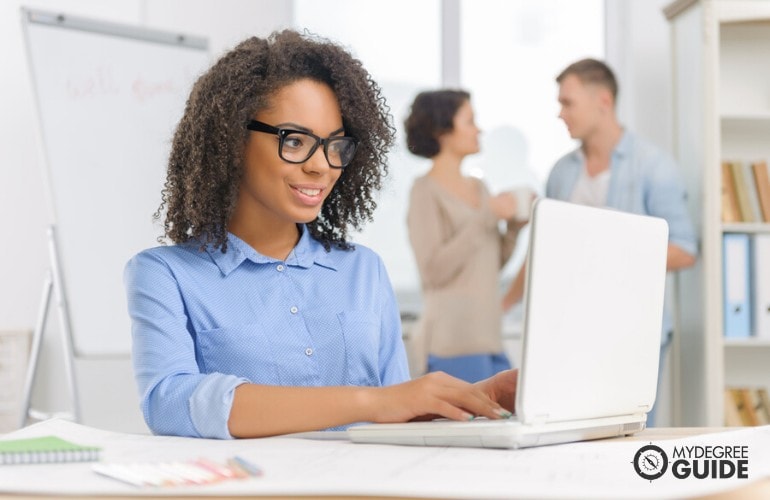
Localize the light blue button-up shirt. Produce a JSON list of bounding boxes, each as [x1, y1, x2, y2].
[[124, 225, 409, 439], [545, 130, 698, 338]]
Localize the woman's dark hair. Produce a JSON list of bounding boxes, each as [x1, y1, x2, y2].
[[404, 89, 470, 159], [157, 29, 394, 252]]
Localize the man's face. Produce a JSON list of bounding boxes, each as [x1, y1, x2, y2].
[[557, 74, 606, 140]]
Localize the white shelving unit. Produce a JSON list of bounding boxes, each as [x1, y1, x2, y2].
[[666, 0, 770, 426]]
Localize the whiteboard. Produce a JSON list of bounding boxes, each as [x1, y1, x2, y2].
[[22, 9, 210, 356]]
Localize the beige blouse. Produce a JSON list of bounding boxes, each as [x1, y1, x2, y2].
[[407, 175, 520, 362]]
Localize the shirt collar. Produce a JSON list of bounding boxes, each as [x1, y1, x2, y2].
[[574, 129, 631, 163], [205, 224, 338, 276]]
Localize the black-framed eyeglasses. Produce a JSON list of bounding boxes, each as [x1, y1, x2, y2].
[[246, 120, 358, 169]]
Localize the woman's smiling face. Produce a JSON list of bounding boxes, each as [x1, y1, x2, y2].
[[236, 78, 345, 228]]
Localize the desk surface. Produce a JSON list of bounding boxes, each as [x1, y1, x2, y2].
[[0, 422, 767, 499]]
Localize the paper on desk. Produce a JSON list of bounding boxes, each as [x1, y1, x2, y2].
[[0, 418, 768, 499]]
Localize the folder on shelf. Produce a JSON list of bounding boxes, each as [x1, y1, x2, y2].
[[751, 160, 770, 222], [748, 388, 770, 425], [724, 388, 744, 426], [742, 161, 764, 223], [753, 234, 770, 339], [723, 233, 752, 338], [757, 388, 770, 423], [729, 161, 757, 222], [721, 161, 741, 223]]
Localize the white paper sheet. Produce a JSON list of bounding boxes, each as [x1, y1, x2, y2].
[[1, 418, 768, 498]]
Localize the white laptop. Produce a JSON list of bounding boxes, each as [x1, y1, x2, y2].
[[349, 198, 669, 449]]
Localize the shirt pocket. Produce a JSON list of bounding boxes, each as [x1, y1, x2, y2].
[[196, 322, 280, 383], [337, 309, 381, 386]]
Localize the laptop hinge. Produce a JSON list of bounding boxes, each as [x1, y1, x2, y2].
[[530, 414, 550, 425]]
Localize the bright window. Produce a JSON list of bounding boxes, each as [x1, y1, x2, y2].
[[293, 1, 604, 299], [294, 0, 440, 304]]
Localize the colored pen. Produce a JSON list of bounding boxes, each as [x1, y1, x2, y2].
[[193, 457, 237, 479], [232, 455, 263, 476]]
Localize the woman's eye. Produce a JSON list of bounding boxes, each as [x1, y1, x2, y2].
[[284, 134, 305, 150]]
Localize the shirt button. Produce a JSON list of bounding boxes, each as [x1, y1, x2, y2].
[[290, 306, 298, 314], [276, 264, 285, 272], [305, 348, 313, 356]]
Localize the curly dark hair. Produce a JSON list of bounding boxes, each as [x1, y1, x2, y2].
[[404, 89, 470, 159], [157, 30, 394, 252]]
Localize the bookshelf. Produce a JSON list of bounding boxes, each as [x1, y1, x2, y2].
[[666, 0, 770, 426]]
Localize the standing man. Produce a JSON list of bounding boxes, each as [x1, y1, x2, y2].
[[502, 58, 697, 425]]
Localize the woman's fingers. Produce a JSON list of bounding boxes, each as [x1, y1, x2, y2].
[[374, 371, 515, 424], [420, 372, 511, 421]]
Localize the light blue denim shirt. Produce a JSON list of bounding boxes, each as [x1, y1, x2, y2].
[[124, 225, 409, 439], [545, 130, 698, 338]]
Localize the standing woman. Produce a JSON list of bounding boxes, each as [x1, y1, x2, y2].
[[125, 32, 517, 439], [405, 90, 524, 383]]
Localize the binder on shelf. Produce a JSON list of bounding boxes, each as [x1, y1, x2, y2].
[[748, 388, 770, 425], [742, 161, 763, 223], [729, 161, 757, 222], [729, 388, 759, 426], [751, 160, 770, 222], [757, 388, 770, 423], [729, 161, 756, 222], [721, 161, 741, 222], [724, 388, 744, 426], [729, 387, 753, 426], [752, 234, 770, 339], [722, 233, 752, 338]]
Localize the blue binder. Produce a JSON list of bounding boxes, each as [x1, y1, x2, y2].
[[722, 233, 752, 338]]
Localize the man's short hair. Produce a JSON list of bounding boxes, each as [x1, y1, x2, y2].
[[556, 58, 618, 102]]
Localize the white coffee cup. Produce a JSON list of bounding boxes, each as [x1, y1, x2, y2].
[[511, 187, 536, 222]]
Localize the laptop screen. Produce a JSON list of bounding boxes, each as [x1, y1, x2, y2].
[[516, 199, 669, 424]]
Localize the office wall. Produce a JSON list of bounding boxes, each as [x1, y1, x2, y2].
[[0, 0, 677, 431], [606, 0, 680, 426], [606, 0, 674, 153]]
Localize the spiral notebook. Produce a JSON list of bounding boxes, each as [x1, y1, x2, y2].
[[0, 435, 101, 465]]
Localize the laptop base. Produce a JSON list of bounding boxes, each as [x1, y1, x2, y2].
[[349, 415, 647, 449]]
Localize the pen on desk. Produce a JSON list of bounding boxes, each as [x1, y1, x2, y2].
[[225, 457, 251, 479], [231, 455, 263, 477]]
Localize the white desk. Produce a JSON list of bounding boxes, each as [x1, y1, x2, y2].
[[0, 419, 768, 499]]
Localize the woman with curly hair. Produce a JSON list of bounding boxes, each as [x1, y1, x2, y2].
[[124, 31, 517, 439], [405, 90, 527, 383]]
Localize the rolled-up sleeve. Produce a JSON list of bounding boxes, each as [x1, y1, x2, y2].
[[646, 154, 698, 257], [124, 251, 248, 439]]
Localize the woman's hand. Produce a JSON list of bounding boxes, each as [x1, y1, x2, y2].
[[368, 370, 517, 423], [474, 369, 518, 413]]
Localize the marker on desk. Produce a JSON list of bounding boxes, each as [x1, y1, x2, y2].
[[231, 455, 263, 477], [194, 457, 237, 479]]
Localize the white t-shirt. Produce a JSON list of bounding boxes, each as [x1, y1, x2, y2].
[[569, 166, 611, 207]]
